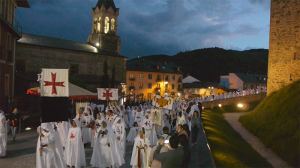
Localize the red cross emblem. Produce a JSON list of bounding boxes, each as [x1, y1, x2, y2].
[[103, 89, 112, 101], [44, 73, 65, 95], [70, 132, 76, 139]]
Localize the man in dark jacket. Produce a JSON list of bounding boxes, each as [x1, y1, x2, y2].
[[153, 135, 184, 168]]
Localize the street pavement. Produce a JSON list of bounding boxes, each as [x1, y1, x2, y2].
[[0, 122, 215, 168]]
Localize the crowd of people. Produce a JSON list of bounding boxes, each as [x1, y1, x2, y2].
[[0, 99, 203, 168], [197, 87, 267, 103]]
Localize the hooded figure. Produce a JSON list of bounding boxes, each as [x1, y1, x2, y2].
[[0, 110, 7, 157], [36, 123, 65, 168], [142, 114, 158, 146], [64, 120, 86, 168], [130, 128, 151, 168], [112, 118, 126, 159]]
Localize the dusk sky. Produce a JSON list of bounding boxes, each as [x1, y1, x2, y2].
[[16, 0, 271, 57]]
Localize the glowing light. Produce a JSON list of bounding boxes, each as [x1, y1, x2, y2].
[[237, 103, 244, 108], [218, 104, 222, 108], [25, 127, 32, 131], [177, 93, 181, 97], [95, 42, 100, 47], [164, 81, 168, 84]]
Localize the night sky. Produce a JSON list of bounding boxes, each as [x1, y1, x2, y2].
[[16, 0, 270, 58]]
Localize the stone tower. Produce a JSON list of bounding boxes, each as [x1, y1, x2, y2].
[[267, 0, 300, 94], [88, 0, 120, 54]]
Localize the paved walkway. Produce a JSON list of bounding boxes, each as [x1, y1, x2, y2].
[[0, 122, 215, 168], [223, 113, 290, 168]]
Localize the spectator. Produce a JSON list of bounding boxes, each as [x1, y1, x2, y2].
[[153, 135, 184, 168], [191, 111, 199, 145], [176, 124, 191, 168], [7, 107, 19, 142], [159, 126, 171, 153]]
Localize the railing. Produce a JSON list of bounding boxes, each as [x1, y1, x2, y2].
[[197, 87, 267, 103]]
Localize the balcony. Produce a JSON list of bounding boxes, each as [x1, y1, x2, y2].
[[129, 77, 136, 81]]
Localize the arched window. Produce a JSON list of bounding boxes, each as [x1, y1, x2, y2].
[[93, 18, 97, 32], [111, 18, 115, 31], [97, 17, 101, 33], [104, 17, 110, 34]]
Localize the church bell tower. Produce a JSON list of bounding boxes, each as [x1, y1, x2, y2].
[[88, 0, 120, 54]]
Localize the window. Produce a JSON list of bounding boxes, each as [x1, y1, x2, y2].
[[148, 83, 152, 89], [70, 64, 79, 74], [157, 74, 161, 81], [111, 18, 115, 31], [165, 75, 169, 81], [139, 73, 143, 79], [148, 74, 152, 80], [129, 73, 135, 80], [139, 82, 143, 89], [172, 84, 175, 90], [97, 17, 101, 32], [104, 17, 110, 34], [172, 75, 176, 80]]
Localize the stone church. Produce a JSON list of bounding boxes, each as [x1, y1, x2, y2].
[[267, 0, 300, 94], [15, 0, 125, 93]]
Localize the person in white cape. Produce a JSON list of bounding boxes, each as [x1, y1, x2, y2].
[[112, 118, 126, 159], [81, 110, 92, 145], [65, 120, 86, 168], [127, 122, 139, 144], [130, 128, 151, 168], [36, 123, 65, 168], [55, 121, 70, 148], [91, 120, 112, 168], [0, 110, 7, 157], [142, 114, 158, 146]]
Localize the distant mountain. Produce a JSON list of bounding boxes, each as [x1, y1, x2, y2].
[[129, 47, 268, 83]]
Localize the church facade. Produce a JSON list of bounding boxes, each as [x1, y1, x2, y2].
[[267, 0, 300, 94], [15, 0, 125, 93]]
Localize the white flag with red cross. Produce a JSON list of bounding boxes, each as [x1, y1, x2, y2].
[[40, 69, 69, 97], [97, 88, 118, 101]]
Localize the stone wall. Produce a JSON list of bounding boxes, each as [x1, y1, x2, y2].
[[15, 43, 126, 85], [268, 0, 300, 94]]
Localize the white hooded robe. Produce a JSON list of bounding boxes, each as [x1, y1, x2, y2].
[[65, 127, 86, 167], [0, 111, 7, 157]]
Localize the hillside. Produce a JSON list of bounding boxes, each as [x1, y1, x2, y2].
[[130, 47, 268, 82], [240, 80, 300, 167]]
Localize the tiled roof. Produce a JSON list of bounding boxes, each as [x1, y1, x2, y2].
[[235, 73, 267, 84], [127, 59, 181, 74], [17, 34, 125, 58]]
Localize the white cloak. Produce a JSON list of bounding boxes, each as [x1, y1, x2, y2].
[[126, 127, 139, 143], [65, 127, 86, 168], [130, 136, 151, 168], [36, 124, 65, 168], [90, 127, 112, 168], [0, 112, 7, 157]]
